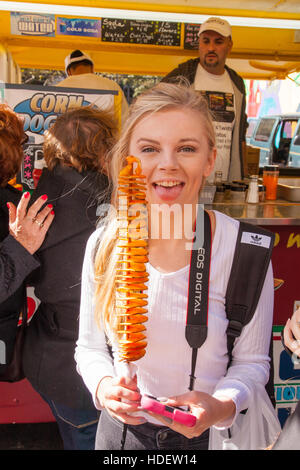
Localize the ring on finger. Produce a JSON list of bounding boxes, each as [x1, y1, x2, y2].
[[34, 219, 44, 228]]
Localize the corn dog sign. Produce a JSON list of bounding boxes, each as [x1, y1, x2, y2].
[[1, 83, 118, 190]]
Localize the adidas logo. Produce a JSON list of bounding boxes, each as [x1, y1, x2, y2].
[[241, 232, 271, 249], [251, 234, 262, 245]]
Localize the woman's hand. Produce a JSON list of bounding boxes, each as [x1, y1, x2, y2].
[[146, 390, 236, 439], [7, 191, 55, 254], [96, 375, 146, 426], [283, 308, 300, 357]]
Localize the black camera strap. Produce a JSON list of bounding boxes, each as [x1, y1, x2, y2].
[[185, 208, 275, 407], [186, 208, 212, 391]]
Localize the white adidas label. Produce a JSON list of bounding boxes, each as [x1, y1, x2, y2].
[[241, 232, 271, 249]]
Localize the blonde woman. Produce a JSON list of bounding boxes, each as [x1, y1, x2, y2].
[[75, 83, 277, 450]]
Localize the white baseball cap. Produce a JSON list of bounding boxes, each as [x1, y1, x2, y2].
[[64, 50, 94, 73], [198, 17, 232, 38]]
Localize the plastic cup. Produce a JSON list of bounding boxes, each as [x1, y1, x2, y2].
[[263, 165, 279, 200]]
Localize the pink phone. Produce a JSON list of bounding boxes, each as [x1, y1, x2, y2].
[[140, 395, 196, 427]]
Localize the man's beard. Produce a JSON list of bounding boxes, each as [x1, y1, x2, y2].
[[204, 55, 219, 69]]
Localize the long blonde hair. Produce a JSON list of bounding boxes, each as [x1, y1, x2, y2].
[[94, 82, 215, 336]]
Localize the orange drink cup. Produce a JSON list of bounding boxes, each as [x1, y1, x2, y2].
[[263, 165, 279, 201]]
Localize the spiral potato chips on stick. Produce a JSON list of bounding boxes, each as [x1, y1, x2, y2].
[[116, 156, 148, 363]]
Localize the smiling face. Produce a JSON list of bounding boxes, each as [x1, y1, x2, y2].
[[198, 30, 232, 75], [128, 107, 216, 208]]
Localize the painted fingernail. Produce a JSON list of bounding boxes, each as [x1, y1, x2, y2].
[[24, 192, 30, 198], [41, 194, 48, 200], [47, 204, 53, 209], [51, 210, 55, 215], [6, 203, 10, 209]]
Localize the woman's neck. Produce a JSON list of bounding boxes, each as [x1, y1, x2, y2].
[[148, 238, 192, 273], [147, 209, 215, 273]]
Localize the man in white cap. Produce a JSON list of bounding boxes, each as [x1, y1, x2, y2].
[[163, 17, 247, 183], [57, 49, 128, 124]]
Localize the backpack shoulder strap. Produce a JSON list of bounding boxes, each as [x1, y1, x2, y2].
[[225, 221, 275, 366]]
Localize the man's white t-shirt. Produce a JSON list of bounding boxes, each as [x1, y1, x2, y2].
[[194, 65, 235, 182]]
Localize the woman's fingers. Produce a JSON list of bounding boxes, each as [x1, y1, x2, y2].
[[106, 395, 140, 413], [284, 310, 300, 345], [146, 410, 196, 438], [116, 375, 139, 391], [10, 192, 50, 227], [109, 409, 146, 426], [99, 375, 140, 405], [7, 201, 17, 225], [26, 193, 49, 222], [160, 391, 196, 408], [39, 207, 55, 233], [283, 319, 294, 349], [15, 191, 31, 221], [8, 192, 54, 254], [21, 193, 54, 232], [284, 317, 300, 357], [98, 375, 145, 425], [31, 202, 54, 229], [106, 392, 146, 425], [289, 308, 300, 341], [109, 377, 141, 404]]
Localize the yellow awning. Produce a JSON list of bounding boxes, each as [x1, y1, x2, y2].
[[0, 0, 299, 79]]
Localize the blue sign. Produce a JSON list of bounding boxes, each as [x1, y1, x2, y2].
[[57, 17, 101, 37]]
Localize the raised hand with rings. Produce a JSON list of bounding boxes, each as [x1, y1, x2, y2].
[[7, 191, 55, 254]]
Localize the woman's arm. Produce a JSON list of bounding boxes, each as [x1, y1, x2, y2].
[[75, 230, 144, 424], [75, 229, 116, 404]]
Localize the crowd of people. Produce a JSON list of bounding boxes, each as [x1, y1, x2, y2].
[[0, 16, 298, 451]]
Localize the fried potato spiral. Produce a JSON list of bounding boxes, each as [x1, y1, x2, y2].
[[116, 156, 148, 362]]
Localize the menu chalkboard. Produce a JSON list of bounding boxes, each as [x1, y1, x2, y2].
[[184, 23, 200, 50], [101, 18, 181, 47]]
